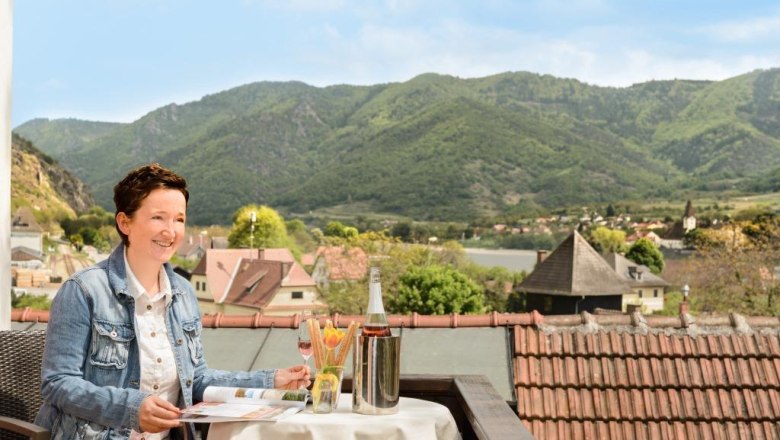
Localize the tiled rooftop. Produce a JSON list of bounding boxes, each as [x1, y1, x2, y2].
[[515, 311, 780, 439]]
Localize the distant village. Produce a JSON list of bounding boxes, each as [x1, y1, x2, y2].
[[8, 199, 748, 317]]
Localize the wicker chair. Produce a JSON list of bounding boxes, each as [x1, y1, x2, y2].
[[0, 329, 50, 440]]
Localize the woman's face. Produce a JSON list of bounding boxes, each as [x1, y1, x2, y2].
[[118, 188, 186, 265]]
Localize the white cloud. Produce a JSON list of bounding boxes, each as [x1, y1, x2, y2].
[[303, 17, 780, 90], [699, 14, 780, 42]]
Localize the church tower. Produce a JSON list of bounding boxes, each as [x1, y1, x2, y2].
[[682, 200, 696, 233]]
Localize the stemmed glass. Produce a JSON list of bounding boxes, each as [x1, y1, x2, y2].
[[297, 316, 313, 383]]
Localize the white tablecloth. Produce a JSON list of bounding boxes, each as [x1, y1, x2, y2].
[[207, 394, 460, 440]]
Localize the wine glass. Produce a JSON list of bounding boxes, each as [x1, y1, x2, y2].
[[297, 318, 313, 379]]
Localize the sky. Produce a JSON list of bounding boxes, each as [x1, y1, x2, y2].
[[10, 0, 780, 127]]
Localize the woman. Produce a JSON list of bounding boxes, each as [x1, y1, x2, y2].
[[36, 163, 309, 439]]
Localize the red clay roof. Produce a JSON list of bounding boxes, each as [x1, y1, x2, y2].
[[222, 258, 288, 309], [515, 311, 780, 439], [196, 248, 306, 302], [314, 246, 369, 281]]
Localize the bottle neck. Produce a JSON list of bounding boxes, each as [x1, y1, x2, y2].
[[367, 282, 385, 314]]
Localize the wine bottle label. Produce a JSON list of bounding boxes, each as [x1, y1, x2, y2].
[[366, 266, 388, 321]]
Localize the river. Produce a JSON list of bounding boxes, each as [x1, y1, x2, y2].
[[463, 248, 538, 273]]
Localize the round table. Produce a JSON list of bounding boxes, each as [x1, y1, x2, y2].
[[207, 394, 461, 440]]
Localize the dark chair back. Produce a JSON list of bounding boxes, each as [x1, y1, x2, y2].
[[0, 329, 47, 440]]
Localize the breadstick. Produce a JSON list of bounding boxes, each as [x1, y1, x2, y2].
[[308, 318, 325, 369], [335, 321, 359, 366]]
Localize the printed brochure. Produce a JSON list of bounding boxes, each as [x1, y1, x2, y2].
[[180, 386, 309, 423]]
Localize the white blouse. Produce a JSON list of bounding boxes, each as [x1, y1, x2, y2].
[[125, 252, 181, 440]]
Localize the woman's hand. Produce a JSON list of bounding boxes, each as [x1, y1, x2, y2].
[[139, 395, 182, 433], [274, 364, 311, 389]]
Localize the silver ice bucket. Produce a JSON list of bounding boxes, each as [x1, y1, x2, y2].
[[352, 335, 401, 415]]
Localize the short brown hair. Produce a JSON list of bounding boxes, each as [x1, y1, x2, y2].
[[113, 163, 189, 246]]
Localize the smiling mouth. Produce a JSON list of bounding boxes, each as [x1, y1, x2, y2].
[[153, 240, 174, 248]]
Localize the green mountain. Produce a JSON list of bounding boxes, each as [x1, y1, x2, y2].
[[14, 69, 780, 224]]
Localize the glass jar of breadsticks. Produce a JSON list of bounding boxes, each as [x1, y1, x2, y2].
[[306, 318, 359, 411]]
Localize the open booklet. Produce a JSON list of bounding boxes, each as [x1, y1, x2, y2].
[[180, 386, 309, 423]]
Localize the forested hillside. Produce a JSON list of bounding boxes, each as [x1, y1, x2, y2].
[[15, 68, 780, 224]]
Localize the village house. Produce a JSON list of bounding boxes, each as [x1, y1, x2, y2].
[[10, 207, 43, 254], [517, 231, 631, 314], [175, 232, 211, 262], [626, 229, 662, 246], [603, 252, 671, 313], [190, 248, 324, 316], [309, 245, 370, 289]]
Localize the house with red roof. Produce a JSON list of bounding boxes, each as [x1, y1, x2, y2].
[[310, 246, 369, 289], [191, 248, 325, 315]]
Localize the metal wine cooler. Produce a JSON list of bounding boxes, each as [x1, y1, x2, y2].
[[352, 334, 401, 415]]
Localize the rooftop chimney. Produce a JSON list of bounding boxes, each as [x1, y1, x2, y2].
[[536, 250, 548, 266], [680, 284, 690, 315]]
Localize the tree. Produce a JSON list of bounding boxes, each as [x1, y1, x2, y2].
[[324, 221, 358, 239], [672, 216, 780, 315], [69, 233, 84, 251], [390, 222, 412, 242], [625, 238, 664, 274], [389, 265, 485, 315], [321, 280, 369, 315], [286, 219, 317, 252], [589, 227, 626, 253], [228, 205, 291, 249]]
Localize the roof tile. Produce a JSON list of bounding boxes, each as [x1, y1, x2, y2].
[[767, 389, 780, 417], [514, 326, 527, 355], [530, 387, 544, 418], [551, 357, 564, 387], [743, 388, 757, 419], [679, 389, 696, 419], [541, 358, 554, 387], [668, 388, 682, 419], [755, 389, 771, 419], [706, 389, 722, 419], [768, 336, 780, 356], [706, 335, 720, 357], [720, 388, 735, 419], [527, 327, 540, 355]]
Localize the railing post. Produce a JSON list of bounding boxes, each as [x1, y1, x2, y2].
[[0, 0, 13, 330]]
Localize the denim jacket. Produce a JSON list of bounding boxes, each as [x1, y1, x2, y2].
[[35, 244, 276, 440]]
